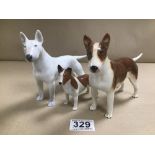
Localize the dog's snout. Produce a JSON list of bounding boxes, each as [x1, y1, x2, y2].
[[90, 66, 98, 73], [59, 82, 62, 85], [26, 54, 32, 62]]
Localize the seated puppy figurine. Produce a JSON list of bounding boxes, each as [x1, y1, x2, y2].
[[57, 65, 89, 111]]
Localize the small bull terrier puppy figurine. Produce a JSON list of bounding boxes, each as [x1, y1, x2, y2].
[[57, 65, 89, 111]]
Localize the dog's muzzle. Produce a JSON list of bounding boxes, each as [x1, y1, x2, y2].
[[90, 66, 99, 73], [26, 54, 33, 62]]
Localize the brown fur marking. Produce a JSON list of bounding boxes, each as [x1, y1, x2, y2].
[[62, 68, 78, 89], [98, 33, 110, 61], [83, 35, 93, 60], [111, 58, 138, 89], [77, 74, 89, 87], [71, 77, 78, 89]]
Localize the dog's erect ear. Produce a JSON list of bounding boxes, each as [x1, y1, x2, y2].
[[100, 33, 110, 51], [83, 35, 93, 60], [57, 65, 64, 73], [66, 67, 72, 74], [35, 30, 43, 43], [83, 35, 93, 50], [20, 32, 28, 45]]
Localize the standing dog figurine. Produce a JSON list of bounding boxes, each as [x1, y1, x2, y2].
[[83, 33, 143, 118], [20, 30, 86, 107], [57, 65, 89, 110]]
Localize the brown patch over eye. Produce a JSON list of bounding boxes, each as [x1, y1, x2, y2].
[[97, 49, 106, 61]]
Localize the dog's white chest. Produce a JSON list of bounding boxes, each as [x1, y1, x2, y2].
[[33, 67, 56, 83], [63, 80, 85, 96], [89, 70, 113, 92]]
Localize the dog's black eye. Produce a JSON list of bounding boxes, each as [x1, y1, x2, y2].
[[34, 44, 37, 47]]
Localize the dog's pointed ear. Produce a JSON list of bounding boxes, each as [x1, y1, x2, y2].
[[83, 35, 93, 50], [20, 32, 28, 45], [100, 33, 110, 51], [35, 30, 43, 43], [57, 65, 64, 73], [66, 67, 72, 74]]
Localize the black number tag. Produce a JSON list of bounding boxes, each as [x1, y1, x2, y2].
[[70, 119, 95, 131]]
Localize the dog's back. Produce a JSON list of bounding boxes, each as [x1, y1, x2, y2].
[[111, 57, 138, 88]]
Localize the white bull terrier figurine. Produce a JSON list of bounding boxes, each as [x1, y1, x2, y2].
[[20, 30, 86, 107]]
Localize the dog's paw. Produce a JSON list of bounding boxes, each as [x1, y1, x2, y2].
[[73, 106, 78, 111], [36, 94, 44, 101], [105, 113, 112, 119], [132, 94, 138, 98], [90, 104, 96, 111], [48, 100, 56, 107]]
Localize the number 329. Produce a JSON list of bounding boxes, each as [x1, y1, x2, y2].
[[73, 121, 90, 128]]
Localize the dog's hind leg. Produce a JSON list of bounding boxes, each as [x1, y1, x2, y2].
[[128, 73, 138, 98], [36, 79, 44, 101], [115, 83, 124, 93], [48, 81, 56, 107]]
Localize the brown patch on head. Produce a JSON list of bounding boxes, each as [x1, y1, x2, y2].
[[111, 58, 138, 89], [77, 74, 89, 87], [83, 35, 93, 60], [98, 33, 110, 61], [63, 68, 78, 89]]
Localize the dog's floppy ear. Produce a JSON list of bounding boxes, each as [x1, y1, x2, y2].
[[71, 77, 78, 89], [66, 67, 72, 74], [35, 30, 43, 43], [100, 33, 110, 51], [57, 65, 64, 73], [20, 32, 28, 45]]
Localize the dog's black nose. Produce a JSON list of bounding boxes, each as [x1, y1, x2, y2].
[[26, 54, 32, 62], [90, 66, 98, 73], [59, 82, 62, 85]]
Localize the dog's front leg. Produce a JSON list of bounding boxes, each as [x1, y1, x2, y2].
[[36, 79, 44, 101], [90, 87, 98, 111], [64, 93, 69, 105], [105, 90, 114, 119], [48, 82, 56, 107], [73, 95, 78, 111]]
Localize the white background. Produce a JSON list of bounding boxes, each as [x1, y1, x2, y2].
[[0, 0, 155, 155]]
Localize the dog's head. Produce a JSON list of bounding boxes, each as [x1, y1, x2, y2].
[[20, 30, 44, 62], [83, 33, 110, 73], [57, 65, 72, 85]]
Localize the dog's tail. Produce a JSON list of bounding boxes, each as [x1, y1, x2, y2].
[[132, 53, 143, 61], [73, 55, 87, 60]]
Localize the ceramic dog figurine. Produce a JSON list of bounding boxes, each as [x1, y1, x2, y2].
[[57, 65, 89, 110], [83, 33, 143, 118], [20, 30, 86, 107]]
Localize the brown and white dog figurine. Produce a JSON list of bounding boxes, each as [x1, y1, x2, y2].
[[57, 65, 89, 111], [83, 33, 143, 118]]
